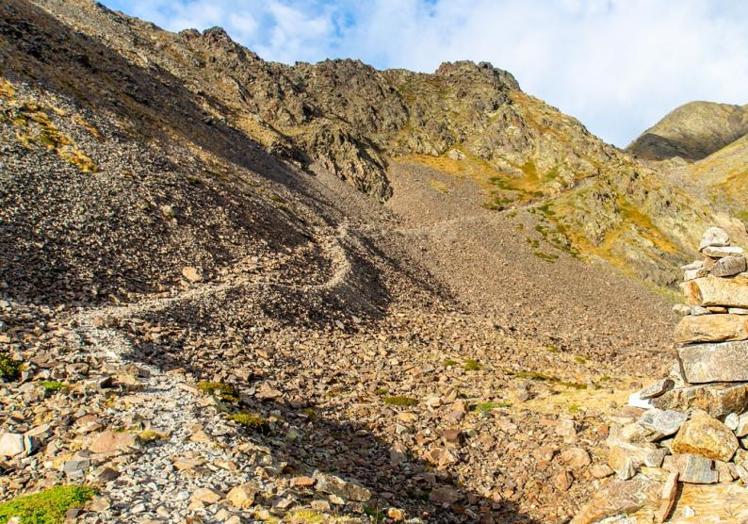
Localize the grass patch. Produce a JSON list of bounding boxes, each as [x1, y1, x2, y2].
[[429, 179, 449, 194], [546, 344, 559, 353], [0, 353, 22, 382], [137, 430, 167, 443], [470, 401, 511, 413], [533, 250, 559, 262], [463, 359, 483, 371], [443, 358, 459, 367], [574, 355, 587, 364], [0, 485, 95, 524], [196, 381, 239, 403], [374, 387, 388, 396], [509, 370, 586, 390], [286, 509, 326, 523], [230, 411, 270, 431], [40, 381, 66, 393], [383, 396, 418, 407]]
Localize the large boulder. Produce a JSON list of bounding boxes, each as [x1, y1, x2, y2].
[[682, 275, 748, 309], [673, 314, 748, 344], [678, 340, 748, 383], [672, 411, 738, 462]]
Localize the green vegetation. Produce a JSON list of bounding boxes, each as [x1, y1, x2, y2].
[[196, 381, 239, 403], [470, 401, 511, 413], [509, 370, 586, 390], [374, 387, 388, 396], [40, 381, 66, 393], [0, 485, 95, 524], [533, 250, 559, 263], [463, 359, 483, 371], [0, 353, 22, 381], [574, 355, 587, 364], [442, 358, 459, 367], [383, 396, 418, 407], [229, 411, 270, 431]]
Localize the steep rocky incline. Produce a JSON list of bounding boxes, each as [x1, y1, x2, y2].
[[627, 101, 748, 161], [26, 0, 747, 287]]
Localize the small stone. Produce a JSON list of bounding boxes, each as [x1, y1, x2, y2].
[[310, 500, 331, 512], [673, 453, 718, 484], [672, 410, 738, 462], [553, 470, 573, 491], [181, 266, 203, 283], [90, 496, 111, 512], [590, 464, 614, 478], [555, 418, 577, 439], [702, 245, 744, 258], [725, 412, 740, 430], [558, 447, 591, 469], [88, 430, 137, 454], [226, 483, 257, 509], [62, 458, 90, 477], [729, 307, 748, 315], [255, 383, 282, 400], [0, 433, 36, 457], [387, 508, 405, 521], [191, 487, 222, 505], [639, 379, 674, 400], [716, 460, 737, 483], [699, 227, 730, 251], [429, 485, 461, 506], [736, 413, 748, 437], [673, 304, 691, 316], [712, 255, 748, 277], [608, 441, 667, 478], [690, 305, 711, 316], [291, 476, 316, 488], [313, 471, 371, 502]]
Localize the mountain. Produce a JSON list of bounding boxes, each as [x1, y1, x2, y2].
[[1, 0, 747, 522], [627, 101, 748, 161]]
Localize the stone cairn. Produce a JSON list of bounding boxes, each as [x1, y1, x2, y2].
[[574, 227, 748, 524]]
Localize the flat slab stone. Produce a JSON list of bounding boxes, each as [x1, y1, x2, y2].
[[682, 275, 748, 309], [639, 379, 674, 400], [702, 245, 744, 258], [652, 382, 748, 418], [678, 340, 748, 383], [570, 476, 660, 524], [673, 314, 748, 345], [672, 453, 718, 484]]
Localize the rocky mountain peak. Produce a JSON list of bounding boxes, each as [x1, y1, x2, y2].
[[434, 60, 521, 91]]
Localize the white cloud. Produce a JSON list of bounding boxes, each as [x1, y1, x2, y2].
[[103, 0, 748, 146]]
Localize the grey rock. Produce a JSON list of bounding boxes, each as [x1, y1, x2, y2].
[[711, 255, 747, 277], [0, 432, 39, 457], [729, 307, 748, 315], [673, 304, 691, 316], [62, 458, 91, 477], [312, 471, 371, 502], [638, 408, 687, 439], [690, 305, 711, 316], [679, 340, 748, 383], [673, 453, 718, 484], [699, 227, 731, 251]]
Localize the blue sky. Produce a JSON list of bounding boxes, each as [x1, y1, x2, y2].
[[102, 0, 748, 147]]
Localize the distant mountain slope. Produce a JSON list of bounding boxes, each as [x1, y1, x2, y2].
[[627, 101, 748, 161]]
